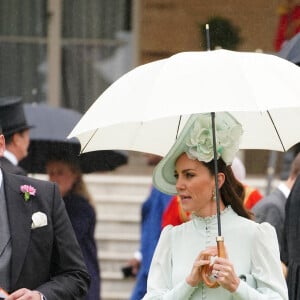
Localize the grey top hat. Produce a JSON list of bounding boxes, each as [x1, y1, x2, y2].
[[0, 97, 33, 136]]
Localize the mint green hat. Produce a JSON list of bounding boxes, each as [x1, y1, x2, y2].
[[153, 112, 243, 195]]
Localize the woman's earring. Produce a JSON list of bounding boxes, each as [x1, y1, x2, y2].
[[211, 190, 216, 201]]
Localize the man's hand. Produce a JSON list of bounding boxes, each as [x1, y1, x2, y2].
[[127, 257, 141, 275], [7, 288, 42, 300]]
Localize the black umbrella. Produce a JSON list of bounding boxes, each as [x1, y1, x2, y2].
[[20, 103, 128, 173]]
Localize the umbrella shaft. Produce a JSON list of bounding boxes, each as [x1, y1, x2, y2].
[[211, 112, 222, 236]]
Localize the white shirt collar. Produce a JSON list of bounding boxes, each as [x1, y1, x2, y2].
[[0, 168, 2, 188], [3, 150, 18, 166], [278, 182, 290, 199]]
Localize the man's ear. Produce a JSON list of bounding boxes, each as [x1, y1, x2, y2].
[[0, 134, 5, 156]]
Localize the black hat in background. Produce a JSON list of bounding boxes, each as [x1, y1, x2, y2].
[[0, 97, 32, 136]]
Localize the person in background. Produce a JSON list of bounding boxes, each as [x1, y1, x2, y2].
[[252, 152, 300, 277], [127, 154, 172, 300], [161, 195, 190, 228], [46, 155, 100, 300], [0, 97, 32, 176], [0, 121, 90, 299], [282, 174, 300, 300], [143, 112, 287, 300], [231, 157, 263, 209]]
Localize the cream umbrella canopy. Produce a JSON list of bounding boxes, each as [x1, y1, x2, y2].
[[69, 49, 300, 287], [69, 49, 300, 156]]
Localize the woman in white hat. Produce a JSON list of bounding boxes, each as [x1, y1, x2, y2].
[[143, 112, 288, 300]]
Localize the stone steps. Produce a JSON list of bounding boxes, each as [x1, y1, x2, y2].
[[89, 174, 150, 300]]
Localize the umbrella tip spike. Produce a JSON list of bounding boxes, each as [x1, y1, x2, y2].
[[205, 24, 211, 51]]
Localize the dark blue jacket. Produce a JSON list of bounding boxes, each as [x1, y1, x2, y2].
[[64, 193, 100, 300]]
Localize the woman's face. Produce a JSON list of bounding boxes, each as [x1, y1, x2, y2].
[[46, 160, 78, 197], [175, 153, 223, 217]]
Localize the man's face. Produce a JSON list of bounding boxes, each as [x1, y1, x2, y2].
[[6, 129, 30, 161], [18, 129, 30, 159]]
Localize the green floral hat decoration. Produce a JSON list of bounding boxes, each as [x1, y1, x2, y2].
[[153, 112, 243, 195]]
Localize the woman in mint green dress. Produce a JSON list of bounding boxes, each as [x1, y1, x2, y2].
[[142, 112, 288, 300]]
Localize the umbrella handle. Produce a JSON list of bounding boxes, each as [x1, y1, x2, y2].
[[201, 236, 226, 288]]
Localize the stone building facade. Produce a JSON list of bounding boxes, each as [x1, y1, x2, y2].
[[138, 0, 282, 63], [136, 0, 284, 175]]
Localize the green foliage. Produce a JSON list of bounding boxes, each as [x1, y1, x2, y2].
[[199, 16, 242, 50]]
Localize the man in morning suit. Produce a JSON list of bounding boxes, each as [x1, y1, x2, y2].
[[282, 174, 300, 300], [0, 97, 31, 176], [252, 152, 300, 253], [252, 152, 300, 278], [0, 126, 90, 299]]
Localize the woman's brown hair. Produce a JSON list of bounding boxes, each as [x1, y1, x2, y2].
[[205, 158, 252, 220]]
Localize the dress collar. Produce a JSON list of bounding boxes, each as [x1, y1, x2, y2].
[[191, 205, 234, 227]]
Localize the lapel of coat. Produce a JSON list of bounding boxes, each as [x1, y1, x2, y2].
[[2, 171, 32, 288]]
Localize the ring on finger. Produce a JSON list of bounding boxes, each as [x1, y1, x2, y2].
[[213, 270, 219, 278]]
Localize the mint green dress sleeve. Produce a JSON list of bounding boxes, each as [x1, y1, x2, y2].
[[142, 225, 198, 300], [233, 222, 288, 300]]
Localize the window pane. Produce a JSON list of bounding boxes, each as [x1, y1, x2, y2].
[[0, 43, 47, 102], [61, 0, 133, 112], [0, 0, 47, 37], [0, 0, 47, 102], [62, 0, 128, 38], [0, 0, 133, 111]]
